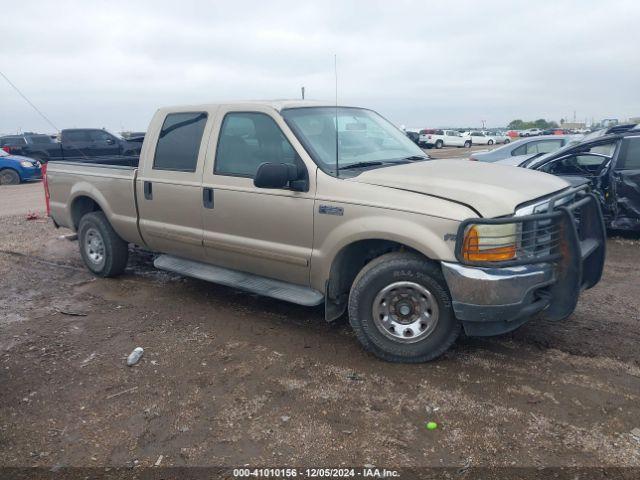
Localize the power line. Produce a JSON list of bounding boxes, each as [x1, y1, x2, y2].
[[0, 70, 60, 133]]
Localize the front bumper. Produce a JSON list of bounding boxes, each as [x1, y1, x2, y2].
[[441, 187, 606, 336], [19, 166, 43, 181], [442, 262, 555, 336]]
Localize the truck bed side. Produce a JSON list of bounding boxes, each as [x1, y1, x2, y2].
[[46, 161, 145, 246]]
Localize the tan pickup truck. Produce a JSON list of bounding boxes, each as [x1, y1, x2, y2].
[[45, 101, 606, 362]]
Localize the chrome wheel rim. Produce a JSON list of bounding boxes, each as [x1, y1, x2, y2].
[[372, 281, 439, 343], [84, 228, 105, 267]]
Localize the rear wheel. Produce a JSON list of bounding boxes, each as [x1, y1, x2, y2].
[[348, 252, 460, 363], [78, 211, 129, 277], [464, 140, 472, 148], [488, 139, 494, 145], [0, 169, 20, 185], [504, 138, 511, 144], [435, 140, 443, 149]]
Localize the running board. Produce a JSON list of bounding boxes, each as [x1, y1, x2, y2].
[[154, 255, 324, 306]]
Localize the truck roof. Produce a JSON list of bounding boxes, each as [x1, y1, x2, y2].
[[156, 100, 356, 113]]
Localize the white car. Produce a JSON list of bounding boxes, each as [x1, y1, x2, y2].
[[466, 131, 498, 146], [419, 129, 472, 149], [520, 128, 543, 137], [486, 131, 511, 144]]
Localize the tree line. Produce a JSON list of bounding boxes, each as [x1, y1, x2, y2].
[[507, 119, 560, 130]]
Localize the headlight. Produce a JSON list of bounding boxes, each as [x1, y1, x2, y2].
[[461, 223, 519, 262], [20, 161, 35, 168]]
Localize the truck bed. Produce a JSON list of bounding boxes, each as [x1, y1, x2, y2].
[[46, 159, 144, 246]]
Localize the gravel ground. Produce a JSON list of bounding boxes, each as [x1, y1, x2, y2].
[[0, 204, 639, 471]]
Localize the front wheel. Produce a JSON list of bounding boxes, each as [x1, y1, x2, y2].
[[464, 140, 472, 148], [0, 169, 21, 185], [78, 211, 129, 277], [348, 252, 460, 363]]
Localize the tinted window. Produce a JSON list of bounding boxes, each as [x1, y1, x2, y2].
[[64, 131, 91, 142], [1, 136, 27, 146], [28, 135, 54, 144], [617, 138, 640, 170], [215, 112, 296, 178], [88, 130, 113, 142], [153, 112, 207, 172]]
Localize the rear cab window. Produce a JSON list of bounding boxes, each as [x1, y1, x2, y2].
[[153, 112, 208, 172]]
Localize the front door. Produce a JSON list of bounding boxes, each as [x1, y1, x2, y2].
[[611, 136, 640, 230], [87, 129, 121, 156], [136, 110, 211, 260], [201, 108, 315, 286]]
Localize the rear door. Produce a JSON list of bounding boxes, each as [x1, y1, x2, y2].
[[136, 110, 212, 260], [200, 106, 315, 286], [611, 136, 640, 230]]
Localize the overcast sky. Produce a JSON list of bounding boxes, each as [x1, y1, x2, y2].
[[2, 0, 639, 134]]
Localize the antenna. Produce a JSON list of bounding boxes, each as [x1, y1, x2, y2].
[[334, 54, 339, 178]]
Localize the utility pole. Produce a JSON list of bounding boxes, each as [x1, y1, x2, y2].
[[301, 86, 305, 100]]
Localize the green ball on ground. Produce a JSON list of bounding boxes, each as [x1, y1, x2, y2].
[[426, 421, 438, 430]]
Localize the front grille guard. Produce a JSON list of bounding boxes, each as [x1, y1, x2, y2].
[[454, 185, 607, 320]]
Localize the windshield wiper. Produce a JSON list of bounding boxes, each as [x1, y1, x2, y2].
[[338, 161, 385, 170], [403, 155, 430, 161]]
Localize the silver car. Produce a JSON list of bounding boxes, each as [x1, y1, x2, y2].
[[469, 135, 580, 162]]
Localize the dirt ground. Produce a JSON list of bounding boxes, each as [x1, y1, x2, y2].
[[1, 185, 640, 471]]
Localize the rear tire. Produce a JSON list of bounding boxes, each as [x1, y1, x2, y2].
[[504, 139, 510, 144], [0, 169, 20, 185], [435, 140, 443, 149], [488, 140, 494, 145], [464, 140, 472, 148], [78, 211, 129, 277], [348, 252, 460, 363]]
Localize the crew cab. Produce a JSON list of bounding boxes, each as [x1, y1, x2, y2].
[[0, 129, 141, 163], [419, 129, 472, 149], [45, 101, 606, 362]]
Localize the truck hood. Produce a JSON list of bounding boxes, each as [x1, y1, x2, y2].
[[349, 159, 570, 218]]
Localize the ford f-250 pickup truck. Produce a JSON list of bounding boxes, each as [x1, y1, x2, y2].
[[45, 101, 606, 362]]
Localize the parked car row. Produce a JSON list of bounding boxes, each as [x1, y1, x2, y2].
[[0, 128, 142, 164]]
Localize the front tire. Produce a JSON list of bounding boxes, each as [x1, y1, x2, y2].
[[464, 140, 472, 148], [78, 211, 129, 277], [0, 169, 21, 185], [348, 252, 460, 363]]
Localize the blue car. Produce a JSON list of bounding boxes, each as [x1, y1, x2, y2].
[[0, 149, 43, 185]]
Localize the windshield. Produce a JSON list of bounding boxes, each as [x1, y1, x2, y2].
[[0, 149, 7, 157], [281, 107, 426, 173]]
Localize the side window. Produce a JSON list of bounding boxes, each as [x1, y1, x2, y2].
[[512, 144, 527, 156], [617, 138, 640, 170], [153, 112, 207, 172], [527, 140, 562, 154], [89, 130, 112, 142], [541, 154, 608, 176], [65, 131, 90, 142], [215, 112, 296, 178]]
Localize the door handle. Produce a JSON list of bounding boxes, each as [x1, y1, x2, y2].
[[144, 181, 153, 200], [203, 187, 214, 209]]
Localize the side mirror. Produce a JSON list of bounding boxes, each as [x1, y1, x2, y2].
[[254, 162, 307, 191], [106, 138, 115, 145]]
